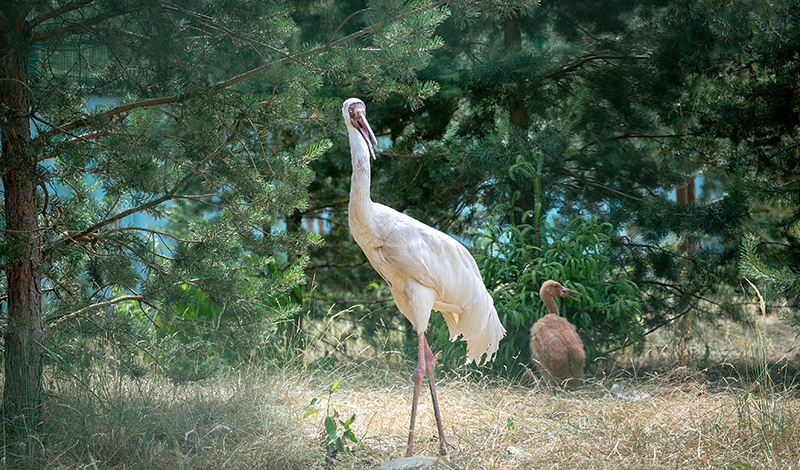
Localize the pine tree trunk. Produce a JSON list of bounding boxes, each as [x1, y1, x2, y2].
[[1, 26, 45, 464], [503, 10, 532, 227], [674, 177, 696, 362], [676, 177, 696, 252], [503, 10, 525, 128], [284, 211, 304, 347]]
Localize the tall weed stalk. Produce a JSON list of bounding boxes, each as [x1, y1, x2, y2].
[[733, 279, 799, 464]]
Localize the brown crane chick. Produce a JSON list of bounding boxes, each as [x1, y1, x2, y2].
[[529, 280, 585, 389]]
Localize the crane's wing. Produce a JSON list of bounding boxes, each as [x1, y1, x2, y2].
[[368, 205, 505, 365]]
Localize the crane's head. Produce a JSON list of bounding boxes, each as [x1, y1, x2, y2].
[[343, 97, 378, 159], [540, 280, 581, 302]]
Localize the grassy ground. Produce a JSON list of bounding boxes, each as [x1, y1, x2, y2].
[[38, 313, 800, 469]]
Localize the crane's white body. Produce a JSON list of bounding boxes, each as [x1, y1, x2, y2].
[[343, 97, 504, 456], [345, 98, 505, 365]]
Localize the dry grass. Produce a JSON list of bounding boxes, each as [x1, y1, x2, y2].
[[42, 366, 322, 469], [318, 370, 800, 469], [38, 314, 800, 470]]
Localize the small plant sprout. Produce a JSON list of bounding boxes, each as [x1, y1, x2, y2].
[[303, 382, 357, 464]]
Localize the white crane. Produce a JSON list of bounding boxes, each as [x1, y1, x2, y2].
[[530, 280, 585, 389], [342, 97, 506, 457]]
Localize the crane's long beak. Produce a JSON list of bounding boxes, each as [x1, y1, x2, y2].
[[351, 108, 378, 160], [558, 286, 582, 302]]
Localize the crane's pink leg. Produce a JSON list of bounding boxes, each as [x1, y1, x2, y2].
[[406, 333, 451, 458], [422, 335, 451, 456], [405, 333, 427, 457]]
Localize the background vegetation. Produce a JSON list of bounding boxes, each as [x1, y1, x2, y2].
[[1, 0, 799, 467]]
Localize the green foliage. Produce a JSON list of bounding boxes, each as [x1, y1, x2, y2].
[[430, 208, 642, 376], [740, 234, 787, 292], [740, 234, 800, 324], [303, 382, 358, 459]]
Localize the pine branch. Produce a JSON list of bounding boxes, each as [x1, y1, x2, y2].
[[34, 122, 110, 163], [46, 295, 143, 331], [548, 53, 650, 80], [105, 226, 203, 245], [600, 285, 758, 355], [327, 7, 375, 46], [739, 233, 785, 284], [31, 8, 132, 44], [27, 0, 94, 28], [36, 56, 291, 143], [37, 92, 202, 143], [158, 1, 311, 69], [560, 167, 648, 204], [53, 192, 175, 249], [46, 295, 172, 371], [45, 114, 246, 254]]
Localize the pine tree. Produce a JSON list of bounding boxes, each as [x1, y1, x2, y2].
[[0, 0, 449, 461], [691, 0, 800, 310]]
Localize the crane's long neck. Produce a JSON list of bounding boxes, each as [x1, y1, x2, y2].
[[542, 294, 559, 315], [348, 129, 376, 238]]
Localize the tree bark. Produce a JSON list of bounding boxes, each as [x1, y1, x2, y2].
[[284, 210, 304, 348], [503, 10, 532, 227], [502, 11, 521, 49], [674, 177, 696, 362], [503, 11, 526, 129], [676, 177, 695, 252], [1, 17, 45, 463]]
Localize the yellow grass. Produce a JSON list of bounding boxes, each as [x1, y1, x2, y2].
[[39, 314, 800, 470], [303, 369, 800, 469]]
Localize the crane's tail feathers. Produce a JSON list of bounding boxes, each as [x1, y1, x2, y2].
[[455, 304, 506, 365]]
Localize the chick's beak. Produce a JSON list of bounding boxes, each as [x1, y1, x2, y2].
[[559, 286, 582, 302]]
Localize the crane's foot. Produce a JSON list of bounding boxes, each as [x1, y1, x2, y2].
[[405, 433, 452, 458], [405, 436, 413, 458], [438, 438, 453, 457]]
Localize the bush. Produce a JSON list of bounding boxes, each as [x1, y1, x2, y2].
[[430, 214, 643, 377]]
